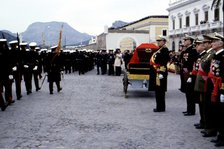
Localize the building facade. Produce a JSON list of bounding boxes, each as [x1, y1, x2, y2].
[[96, 15, 168, 53], [167, 0, 223, 51]]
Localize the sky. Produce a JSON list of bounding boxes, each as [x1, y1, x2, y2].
[[0, 0, 170, 35]]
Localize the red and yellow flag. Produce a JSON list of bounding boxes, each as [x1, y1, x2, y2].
[[55, 24, 63, 55]]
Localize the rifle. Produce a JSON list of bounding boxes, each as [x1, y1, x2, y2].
[[40, 74, 47, 89]]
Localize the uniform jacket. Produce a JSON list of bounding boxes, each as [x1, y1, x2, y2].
[[194, 49, 215, 92]]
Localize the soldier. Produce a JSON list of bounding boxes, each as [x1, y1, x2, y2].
[[108, 49, 115, 75], [193, 35, 216, 136], [123, 49, 132, 70], [101, 49, 108, 75], [205, 33, 224, 146], [150, 35, 170, 112], [181, 34, 198, 116], [190, 37, 207, 129], [46, 46, 64, 94], [8, 40, 23, 100], [95, 50, 102, 75], [29, 42, 41, 92], [0, 39, 14, 110]]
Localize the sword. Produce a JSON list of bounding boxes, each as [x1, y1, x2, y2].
[[40, 74, 47, 89]]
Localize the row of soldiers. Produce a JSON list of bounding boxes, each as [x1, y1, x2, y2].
[[179, 33, 224, 147], [0, 39, 95, 112]]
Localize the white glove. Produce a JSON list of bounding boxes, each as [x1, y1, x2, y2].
[[12, 66, 17, 71], [9, 75, 13, 80], [24, 65, 29, 68], [33, 66, 38, 71], [158, 74, 164, 79], [187, 77, 192, 83], [220, 94, 224, 103]]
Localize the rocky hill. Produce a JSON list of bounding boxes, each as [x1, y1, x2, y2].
[[21, 21, 92, 47], [0, 30, 16, 42]]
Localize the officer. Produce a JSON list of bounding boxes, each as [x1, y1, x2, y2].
[[123, 49, 132, 70], [29, 42, 41, 92], [181, 34, 198, 116], [9, 40, 23, 100], [46, 46, 63, 94], [190, 36, 207, 129], [194, 35, 216, 136], [206, 33, 224, 146], [108, 49, 115, 75], [95, 50, 102, 75], [150, 35, 170, 112], [0, 39, 14, 109], [101, 49, 108, 75]]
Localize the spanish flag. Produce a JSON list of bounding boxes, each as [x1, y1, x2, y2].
[[55, 24, 63, 55]]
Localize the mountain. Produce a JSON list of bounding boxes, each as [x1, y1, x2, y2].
[[0, 30, 17, 42], [112, 20, 128, 28], [21, 21, 92, 47]]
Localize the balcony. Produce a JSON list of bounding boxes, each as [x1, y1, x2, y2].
[[210, 21, 223, 29], [200, 23, 209, 31], [191, 26, 200, 32], [182, 27, 191, 33]]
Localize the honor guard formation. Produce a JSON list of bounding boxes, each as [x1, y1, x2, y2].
[[0, 32, 224, 147]]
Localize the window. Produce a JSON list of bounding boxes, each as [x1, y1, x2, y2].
[[179, 18, 182, 28], [162, 30, 167, 36], [195, 13, 199, 25], [214, 8, 219, 21], [204, 11, 208, 22], [186, 16, 190, 27], [172, 20, 175, 29]]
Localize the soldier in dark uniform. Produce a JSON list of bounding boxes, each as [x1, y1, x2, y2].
[[123, 50, 132, 70], [46, 46, 64, 94], [108, 49, 115, 75], [205, 33, 224, 146], [189, 37, 207, 129], [0, 39, 10, 111], [101, 49, 108, 75], [95, 50, 102, 75], [150, 35, 170, 112], [0, 39, 15, 110], [181, 35, 198, 116], [8, 40, 23, 100], [29, 42, 41, 92]]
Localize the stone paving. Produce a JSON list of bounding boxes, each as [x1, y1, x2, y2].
[[0, 70, 220, 149]]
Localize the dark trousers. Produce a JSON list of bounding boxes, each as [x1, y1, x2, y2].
[[13, 71, 22, 98], [49, 81, 61, 93], [0, 80, 13, 103], [108, 64, 114, 75], [155, 86, 166, 111], [33, 71, 40, 90], [115, 66, 121, 76], [23, 71, 32, 93]]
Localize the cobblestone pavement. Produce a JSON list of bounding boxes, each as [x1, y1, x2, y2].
[[0, 70, 219, 149]]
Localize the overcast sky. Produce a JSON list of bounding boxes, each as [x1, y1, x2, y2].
[[1, 0, 170, 35]]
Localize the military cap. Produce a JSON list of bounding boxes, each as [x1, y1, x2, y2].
[[9, 40, 18, 45], [29, 42, 37, 47], [156, 35, 167, 41], [20, 42, 28, 46], [50, 45, 58, 49], [0, 39, 7, 42], [210, 32, 224, 41], [183, 34, 194, 40], [202, 34, 213, 42], [35, 47, 40, 50], [194, 36, 204, 44]]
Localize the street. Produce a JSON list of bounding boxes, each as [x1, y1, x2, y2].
[[0, 70, 217, 149]]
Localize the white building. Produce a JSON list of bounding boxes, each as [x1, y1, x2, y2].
[[167, 0, 223, 51]]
